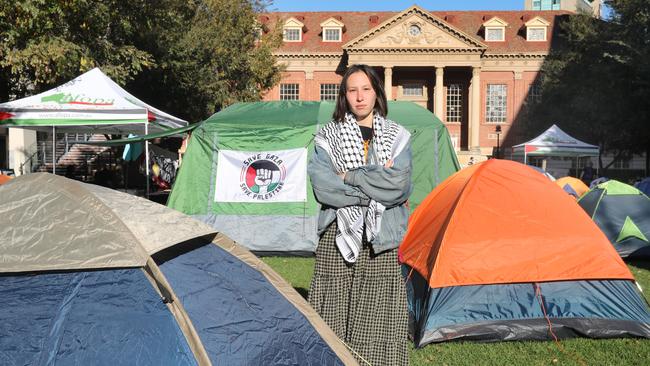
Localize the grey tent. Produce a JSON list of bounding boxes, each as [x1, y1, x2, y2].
[[0, 173, 357, 365]]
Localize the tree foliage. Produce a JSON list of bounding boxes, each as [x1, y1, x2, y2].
[[0, 0, 282, 122], [525, 0, 650, 172]]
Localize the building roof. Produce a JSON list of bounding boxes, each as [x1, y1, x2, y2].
[[261, 10, 571, 55]]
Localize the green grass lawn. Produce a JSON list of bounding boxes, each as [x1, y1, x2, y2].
[[262, 257, 650, 365]]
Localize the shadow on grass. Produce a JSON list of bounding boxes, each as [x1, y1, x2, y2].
[[294, 287, 309, 300]]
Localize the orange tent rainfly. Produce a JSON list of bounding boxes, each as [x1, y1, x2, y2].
[[0, 174, 12, 185], [399, 159, 650, 346], [555, 176, 589, 198]]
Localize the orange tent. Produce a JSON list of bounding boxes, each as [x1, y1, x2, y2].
[[556, 176, 589, 197], [0, 174, 12, 185], [399, 160, 650, 346], [400, 159, 631, 289]]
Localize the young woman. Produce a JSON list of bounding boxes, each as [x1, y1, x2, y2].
[[308, 64, 412, 366]]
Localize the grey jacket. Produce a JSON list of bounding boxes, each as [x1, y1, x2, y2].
[[308, 140, 413, 254]]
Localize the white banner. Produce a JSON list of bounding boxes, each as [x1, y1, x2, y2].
[[214, 148, 307, 203]]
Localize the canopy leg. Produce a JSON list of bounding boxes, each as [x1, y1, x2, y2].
[[145, 122, 149, 198], [52, 126, 56, 175]]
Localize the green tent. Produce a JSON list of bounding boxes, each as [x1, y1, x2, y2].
[[168, 101, 459, 254], [578, 180, 650, 259]]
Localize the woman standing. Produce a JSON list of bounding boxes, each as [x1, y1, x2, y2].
[[308, 64, 412, 366]]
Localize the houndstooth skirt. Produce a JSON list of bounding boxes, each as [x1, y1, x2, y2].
[[308, 221, 409, 366]]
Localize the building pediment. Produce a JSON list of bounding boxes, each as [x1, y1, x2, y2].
[[344, 5, 486, 51]]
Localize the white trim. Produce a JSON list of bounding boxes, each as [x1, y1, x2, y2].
[[283, 17, 304, 42]]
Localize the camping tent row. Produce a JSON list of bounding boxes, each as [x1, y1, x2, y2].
[[399, 160, 650, 346], [168, 101, 460, 254], [0, 173, 357, 365], [511, 124, 599, 164]]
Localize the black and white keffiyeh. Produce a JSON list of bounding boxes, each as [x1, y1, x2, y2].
[[315, 113, 410, 262]]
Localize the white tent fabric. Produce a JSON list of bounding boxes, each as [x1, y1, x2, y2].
[[0, 173, 217, 273], [0, 68, 187, 133], [512, 124, 599, 163]]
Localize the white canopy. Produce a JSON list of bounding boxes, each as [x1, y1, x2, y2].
[[0, 67, 187, 133], [512, 124, 599, 161]]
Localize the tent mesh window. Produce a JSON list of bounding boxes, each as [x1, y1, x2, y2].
[[446, 83, 463, 122], [320, 83, 339, 101], [280, 83, 300, 100], [486, 84, 507, 123]]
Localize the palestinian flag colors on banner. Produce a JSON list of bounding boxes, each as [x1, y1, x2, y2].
[[214, 148, 307, 203]]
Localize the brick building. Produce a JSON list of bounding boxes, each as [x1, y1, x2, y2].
[[261, 5, 570, 163]]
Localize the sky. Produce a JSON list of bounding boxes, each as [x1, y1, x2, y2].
[[270, 0, 525, 12]]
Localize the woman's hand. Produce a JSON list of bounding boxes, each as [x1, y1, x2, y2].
[[337, 171, 346, 179], [384, 159, 394, 168]]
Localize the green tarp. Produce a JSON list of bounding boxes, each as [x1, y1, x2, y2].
[[168, 101, 459, 253]]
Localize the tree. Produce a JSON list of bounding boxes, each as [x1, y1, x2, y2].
[[524, 0, 650, 174], [0, 0, 283, 123], [0, 0, 156, 100], [127, 0, 283, 121]]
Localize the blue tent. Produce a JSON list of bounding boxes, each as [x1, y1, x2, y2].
[[636, 177, 650, 197], [0, 173, 357, 365]]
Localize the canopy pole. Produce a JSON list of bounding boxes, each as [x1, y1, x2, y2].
[[52, 126, 56, 175], [145, 122, 149, 198], [524, 146, 527, 165]]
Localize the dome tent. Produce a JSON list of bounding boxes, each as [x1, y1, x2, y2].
[[0, 173, 356, 365], [399, 160, 650, 346], [168, 101, 459, 254], [578, 180, 650, 259]]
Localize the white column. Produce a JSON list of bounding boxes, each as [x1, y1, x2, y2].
[[470, 66, 481, 152], [434, 67, 444, 121], [384, 66, 393, 100]]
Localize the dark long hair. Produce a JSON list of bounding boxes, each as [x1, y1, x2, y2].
[[332, 64, 388, 122]]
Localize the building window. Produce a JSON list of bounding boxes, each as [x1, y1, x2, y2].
[[527, 82, 542, 104], [613, 158, 631, 169], [552, 0, 561, 10], [446, 84, 463, 122], [485, 27, 505, 41], [532, 0, 542, 9], [403, 84, 423, 96], [323, 28, 341, 42], [320, 83, 339, 101], [527, 27, 547, 41], [280, 83, 299, 100], [283, 28, 301, 42], [486, 84, 507, 123]]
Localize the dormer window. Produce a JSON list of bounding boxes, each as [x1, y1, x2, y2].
[[320, 17, 345, 42], [483, 16, 508, 42], [525, 16, 550, 42], [283, 17, 304, 42]]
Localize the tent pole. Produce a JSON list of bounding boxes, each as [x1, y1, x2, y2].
[[52, 126, 56, 175], [145, 122, 149, 199]]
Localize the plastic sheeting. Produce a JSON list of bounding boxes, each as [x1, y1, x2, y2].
[[0, 268, 196, 365], [158, 243, 344, 366], [405, 267, 650, 346]]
